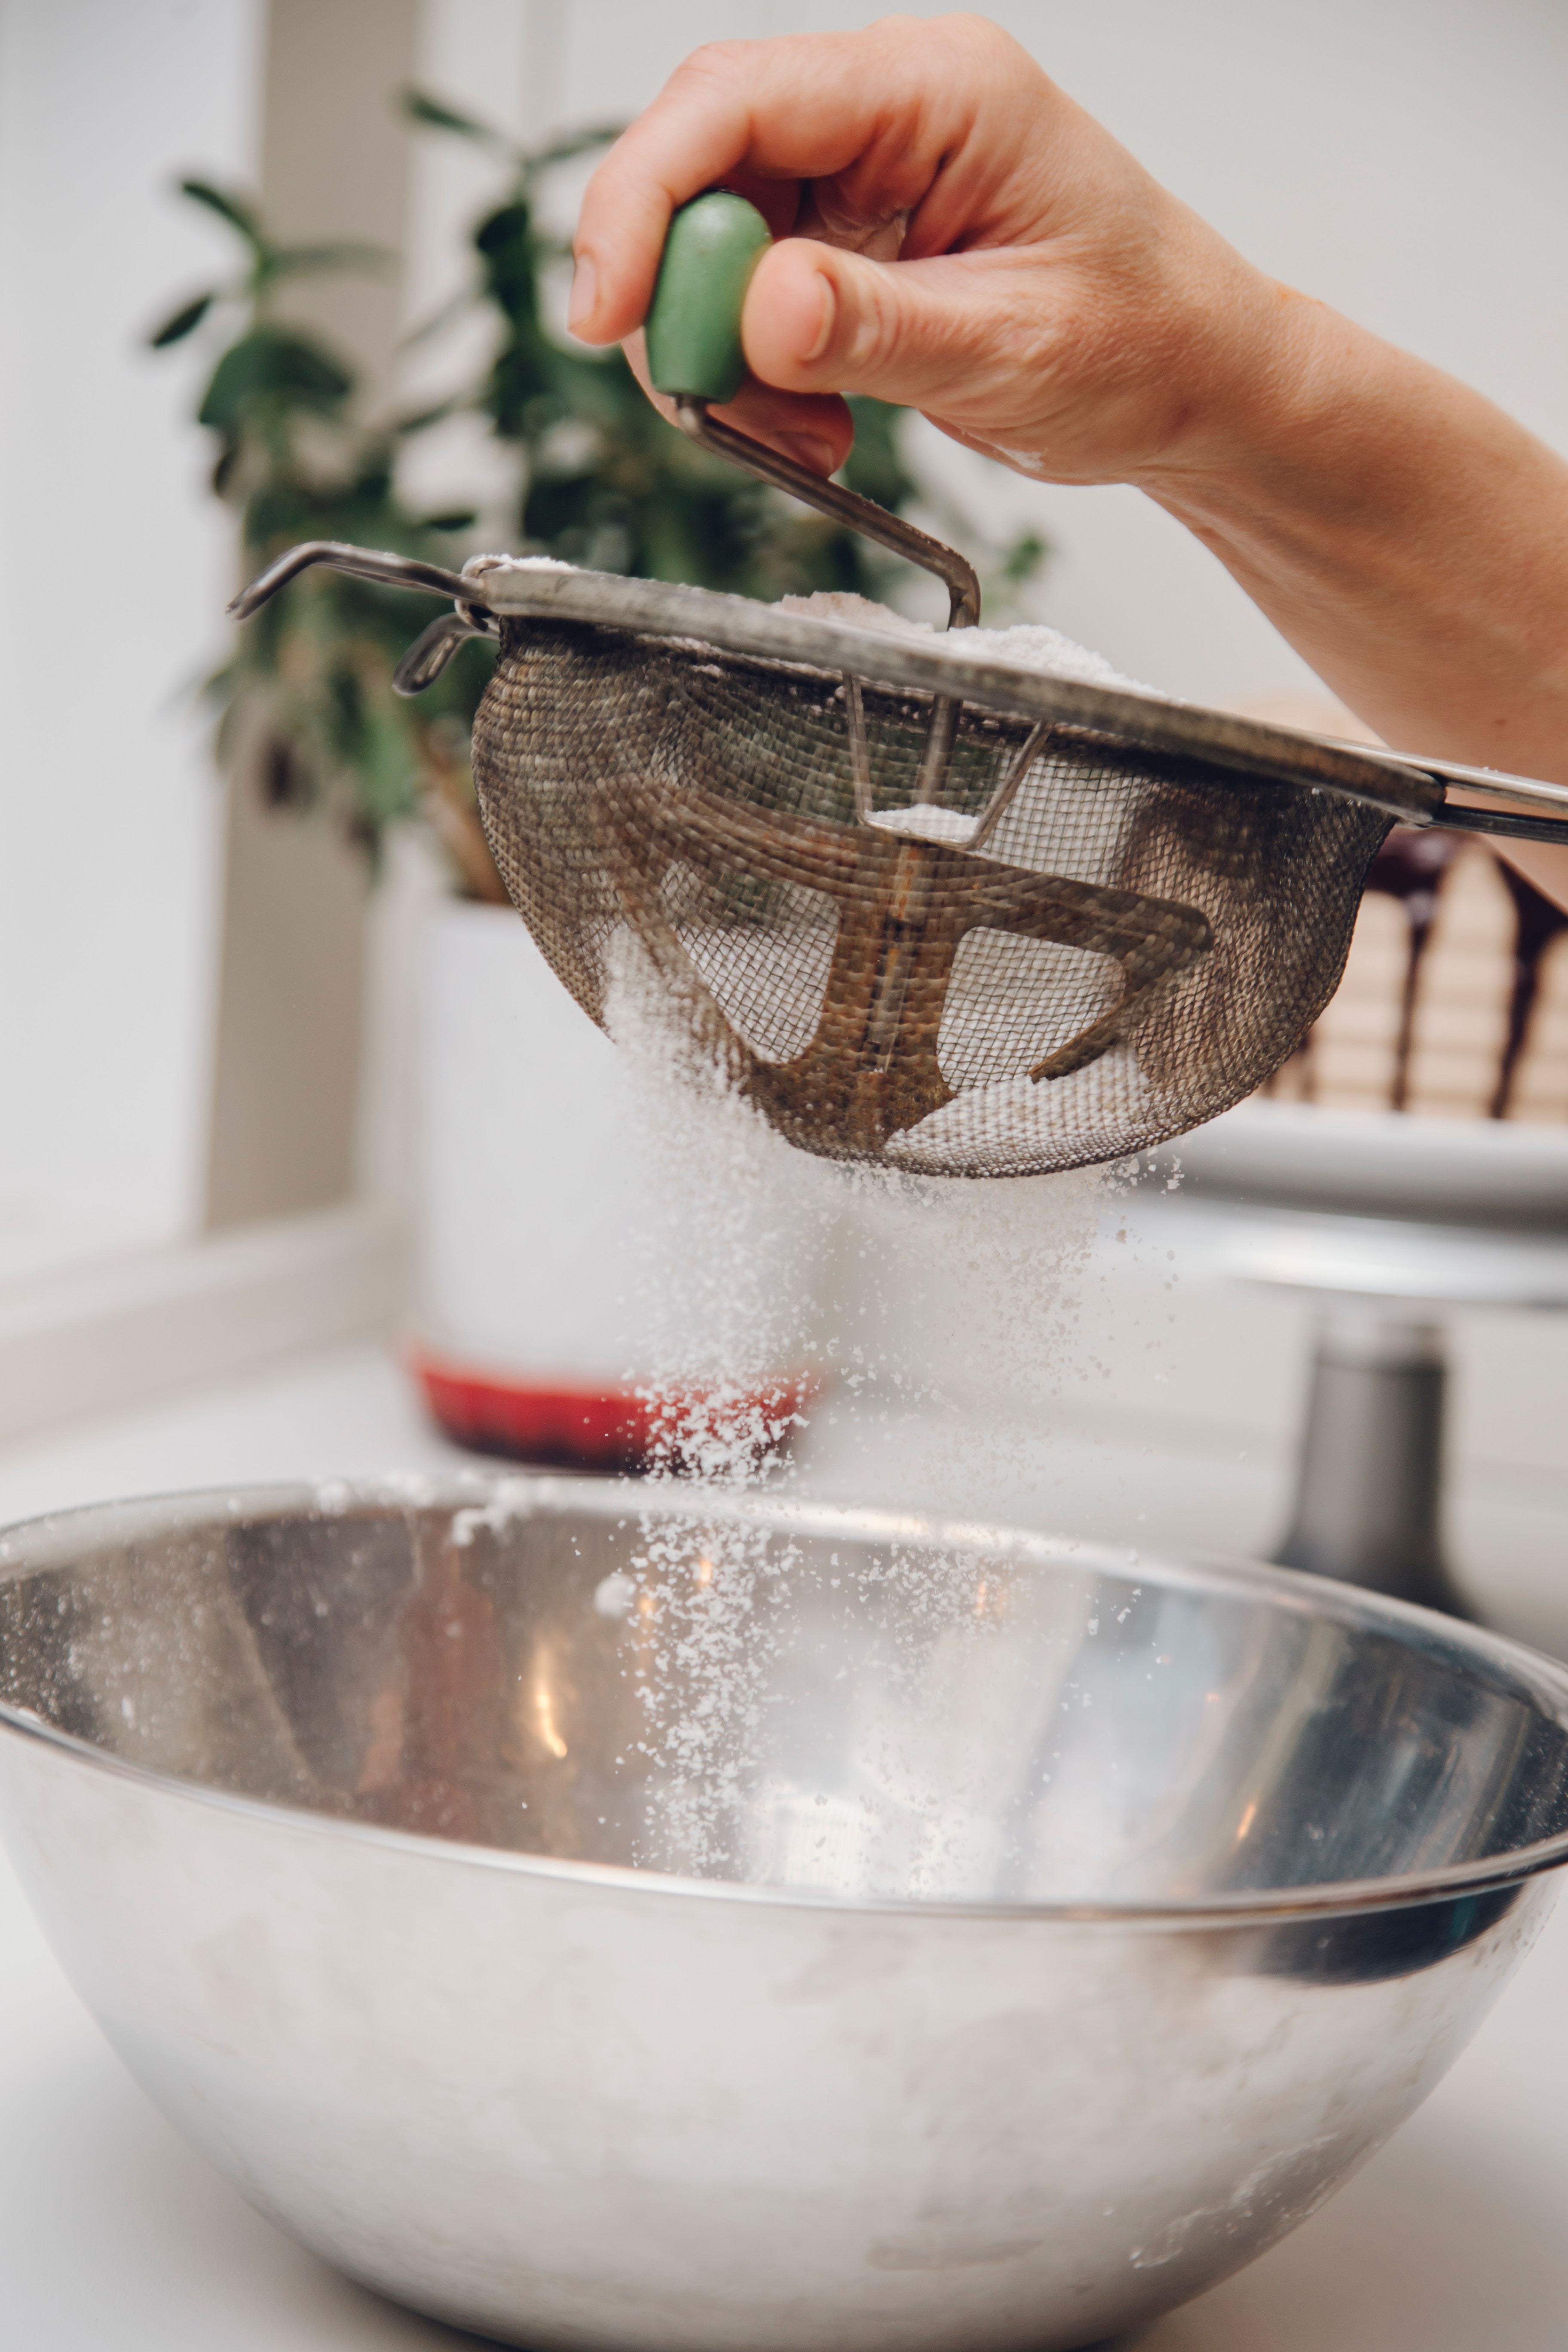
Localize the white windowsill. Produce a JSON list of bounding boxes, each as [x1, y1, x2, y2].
[[0, 1198, 408, 1452]]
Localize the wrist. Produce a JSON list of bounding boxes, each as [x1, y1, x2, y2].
[[1129, 242, 1352, 516], [1125, 266, 1568, 780]]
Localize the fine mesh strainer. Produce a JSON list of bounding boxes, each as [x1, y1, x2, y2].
[[231, 195, 1568, 1180]]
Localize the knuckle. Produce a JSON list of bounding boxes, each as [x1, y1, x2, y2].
[[919, 12, 1011, 53], [945, 13, 1034, 80], [844, 265, 905, 377], [671, 40, 753, 91]]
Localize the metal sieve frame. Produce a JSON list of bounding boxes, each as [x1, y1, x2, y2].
[[229, 538, 1568, 1176], [230, 542, 1568, 847]]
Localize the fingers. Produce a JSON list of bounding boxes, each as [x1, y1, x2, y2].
[[710, 382, 854, 477], [622, 328, 853, 477], [569, 16, 1210, 493], [741, 238, 1033, 419], [570, 15, 1044, 346], [572, 35, 854, 346]]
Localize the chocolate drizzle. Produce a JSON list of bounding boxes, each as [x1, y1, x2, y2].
[[1267, 828, 1565, 1115], [1363, 829, 1467, 1112], [1491, 859, 1568, 1118]]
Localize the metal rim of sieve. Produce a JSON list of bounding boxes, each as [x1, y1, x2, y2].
[[230, 540, 1568, 850]]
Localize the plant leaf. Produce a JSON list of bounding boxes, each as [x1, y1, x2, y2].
[[523, 123, 625, 175], [272, 240, 390, 279], [402, 285, 475, 350], [197, 326, 354, 429], [474, 197, 533, 260], [401, 87, 513, 154], [148, 291, 217, 348], [180, 178, 264, 246], [393, 395, 464, 434]]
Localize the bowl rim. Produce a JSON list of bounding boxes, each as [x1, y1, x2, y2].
[[4, 1475, 1568, 1928]]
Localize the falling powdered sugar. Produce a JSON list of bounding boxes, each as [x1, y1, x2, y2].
[[581, 592, 1152, 1884], [599, 910, 1119, 1883], [600, 935, 834, 1873]]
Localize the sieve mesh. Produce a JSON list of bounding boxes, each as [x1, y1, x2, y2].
[[472, 617, 1393, 1178]]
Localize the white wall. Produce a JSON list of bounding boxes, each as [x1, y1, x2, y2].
[[397, 0, 537, 536], [415, 0, 1568, 702], [0, 0, 263, 1279]]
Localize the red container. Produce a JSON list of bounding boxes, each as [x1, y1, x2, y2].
[[409, 1343, 818, 1476]]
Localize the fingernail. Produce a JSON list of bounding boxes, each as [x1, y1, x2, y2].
[[778, 432, 837, 477], [567, 254, 597, 334]]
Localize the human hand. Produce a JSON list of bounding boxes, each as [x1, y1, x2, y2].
[[575, 13, 1568, 852], [570, 12, 1294, 495]]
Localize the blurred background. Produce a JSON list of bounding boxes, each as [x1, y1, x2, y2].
[[1, 0, 1567, 1638]]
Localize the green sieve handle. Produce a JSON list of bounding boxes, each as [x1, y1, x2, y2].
[[643, 193, 980, 630], [646, 191, 773, 405]]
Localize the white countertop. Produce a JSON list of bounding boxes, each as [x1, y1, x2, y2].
[[3, 1338, 1567, 2348]]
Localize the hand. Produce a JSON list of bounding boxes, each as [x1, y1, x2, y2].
[[573, 11, 1568, 865], [570, 12, 1289, 495]]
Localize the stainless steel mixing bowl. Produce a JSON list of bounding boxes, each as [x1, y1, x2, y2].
[[3, 1479, 1568, 2350]]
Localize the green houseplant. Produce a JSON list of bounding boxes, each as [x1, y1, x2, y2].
[[153, 107, 1045, 891], [149, 174, 502, 891]]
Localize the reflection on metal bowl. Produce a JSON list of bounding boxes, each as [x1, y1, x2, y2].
[[1, 1481, 1567, 2351]]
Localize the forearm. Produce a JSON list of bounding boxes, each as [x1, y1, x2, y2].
[[1142, 294, 1568, 788]]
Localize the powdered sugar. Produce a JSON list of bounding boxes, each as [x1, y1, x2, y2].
[[863, 804, 983, 845], [579, 591, 1138, 1879], [479, 553, 577, 575], [775, 589, 938, 641], [776, 588, 1146, 692], [595, 928, 1114, 1877]]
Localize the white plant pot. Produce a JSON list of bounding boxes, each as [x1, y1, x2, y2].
[[410, 900, 822, 1467]]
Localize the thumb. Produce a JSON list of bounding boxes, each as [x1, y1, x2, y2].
[[741, 237, 1007, 414]]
